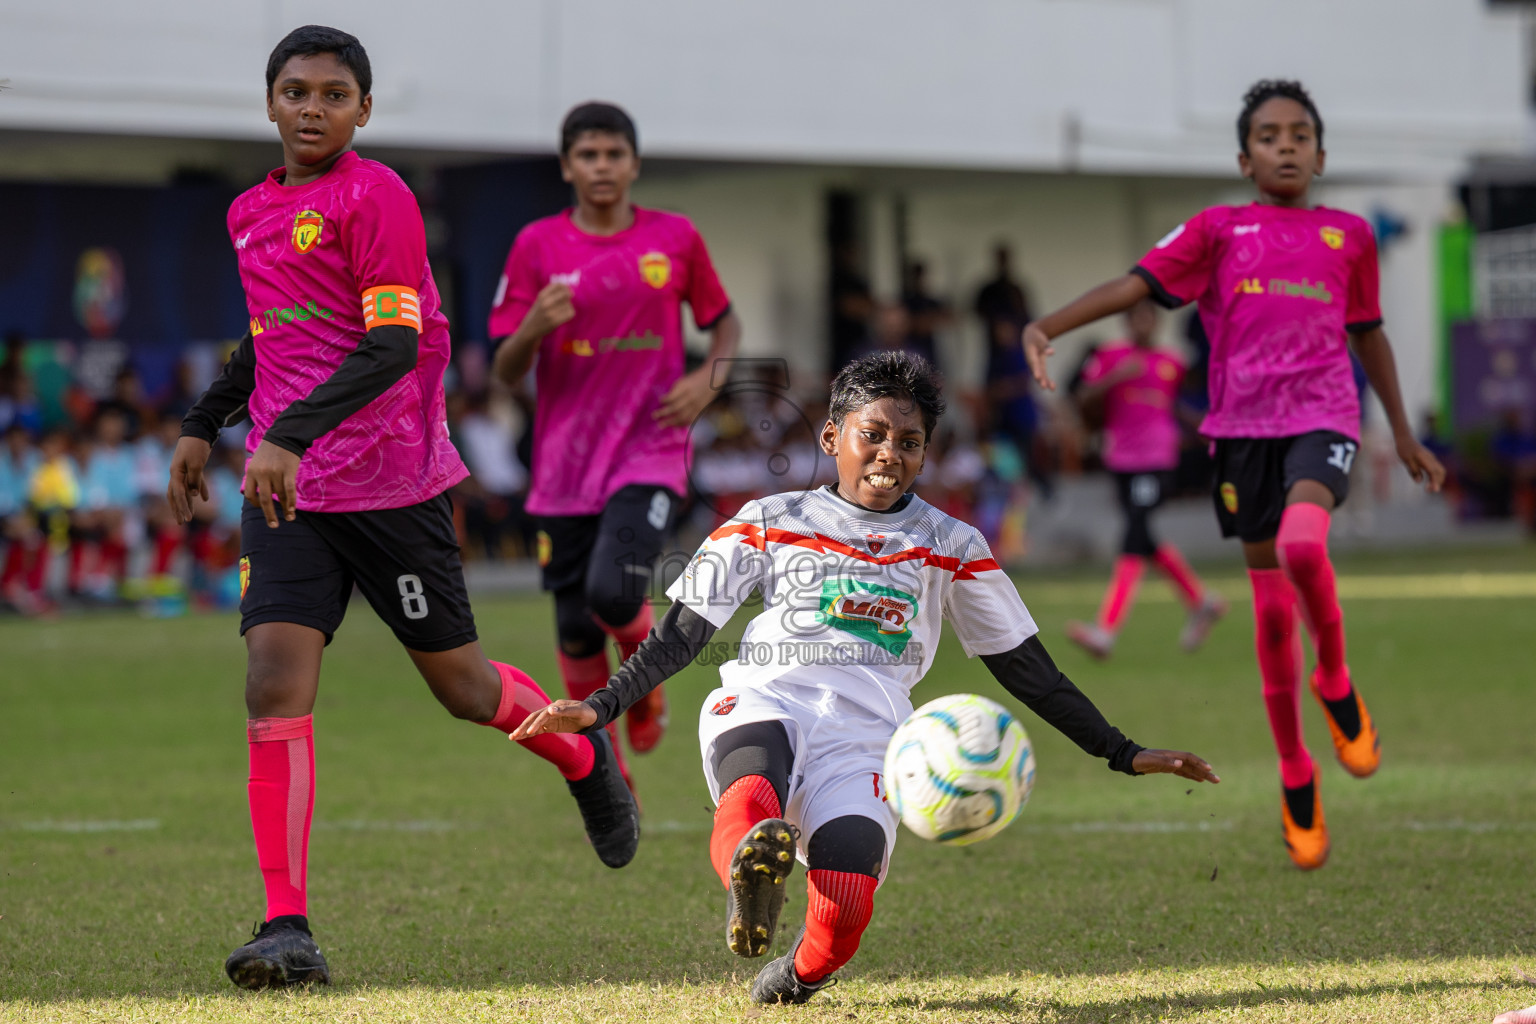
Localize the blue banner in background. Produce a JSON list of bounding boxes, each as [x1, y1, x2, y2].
[[0, 181, 247, 397]]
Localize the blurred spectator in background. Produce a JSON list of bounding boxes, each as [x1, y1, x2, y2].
[[831, 241, 874, 372], [0, 424, 43, 611], [850, 301, 919, 366], [1491, 408, 1536, 532], [10, 429, 81, 612], [0, 367, 45, 438], [71, 409, 137, 599], [94, 366, 152, 438], [449, 390, 532, 560], [156, 360, 202, 424], [986, 305, 1054, 500], [974, 243, 1032, 343], [901, 259, 950, 372]]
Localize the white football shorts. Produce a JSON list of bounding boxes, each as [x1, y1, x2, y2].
[[698, 682, 901, 883]]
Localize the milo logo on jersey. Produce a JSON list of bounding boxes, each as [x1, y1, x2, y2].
[[816, 579, 919, 656]]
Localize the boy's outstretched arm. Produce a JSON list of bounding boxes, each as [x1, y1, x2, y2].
[[510, 600, 718, 739], [1023, 274, 1151, 391], [1350, 326, 1446, 492], [980, 635, 1219, 784]]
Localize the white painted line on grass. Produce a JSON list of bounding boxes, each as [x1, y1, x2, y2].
[[13, 819, 160, 832], [1027, 572, 1536, 604], [317, 820, 459, 833]]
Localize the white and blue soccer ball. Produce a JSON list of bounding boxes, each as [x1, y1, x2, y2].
[[884, 693, 1036, 846]]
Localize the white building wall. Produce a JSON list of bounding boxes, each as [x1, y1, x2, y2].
[[0, 0, 1526, 177]]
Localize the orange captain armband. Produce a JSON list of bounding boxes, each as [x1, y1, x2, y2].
[[361, 285, 422, 331]]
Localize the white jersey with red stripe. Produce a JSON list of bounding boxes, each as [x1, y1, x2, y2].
[[667, 485, 1038, 726]]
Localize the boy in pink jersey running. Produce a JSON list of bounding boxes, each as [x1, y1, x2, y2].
[[1021, 80, 1445, 871], [489, 103, 741, 786], [1065, 298, 1225, 659], [165, 27, 637, 991]]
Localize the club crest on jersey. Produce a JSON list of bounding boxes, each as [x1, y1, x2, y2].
[[239, 556, 251, 600], [291, 210, 324, 254], [710, 695, 738, 716], [1220, 482, 1239, 514], [639, 252, 671, 289], [817, 579, 918, 655], [865, 533, 887, 554], [1320, 226, 1345, 250], [248, 316, 264, 336], [1156, 361, 1178, 381]]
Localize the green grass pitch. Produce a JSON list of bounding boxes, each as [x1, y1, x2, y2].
[[2, 545, 1534, 1022]]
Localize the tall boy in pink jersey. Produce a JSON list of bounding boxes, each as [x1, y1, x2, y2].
[[1065, 298, 1224, 660], [489, 102, 741, 784], [1021, 80, 1445, 871], [165, 27, 638, 991]]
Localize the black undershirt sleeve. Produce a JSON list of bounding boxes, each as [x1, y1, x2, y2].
[[980, 635, 1145, 775], [583, 601, 718, 730], [180, 330, 257, 444], [262, 324, 419, 456], [1129, 265, 1186, 311]]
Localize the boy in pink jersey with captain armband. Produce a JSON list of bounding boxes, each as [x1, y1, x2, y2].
[[1065, 298, 1224, 660], [1022, 79, 1444, 872], [489, 103, 742, 791], [165, 26, 637, 992]]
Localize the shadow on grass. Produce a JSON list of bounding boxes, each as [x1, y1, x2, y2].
[[875, 978, 1501, 1022]]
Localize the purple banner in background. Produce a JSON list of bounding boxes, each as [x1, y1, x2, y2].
[[1451, 319, 1536, 432]]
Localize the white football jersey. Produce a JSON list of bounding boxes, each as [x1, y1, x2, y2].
[[667, 486, 1038, 725]]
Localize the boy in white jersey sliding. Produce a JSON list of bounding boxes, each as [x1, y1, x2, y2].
[[167, 26, 638, 991], [514, 351, 1218, 1004], [1020, 80, 1446, 870]]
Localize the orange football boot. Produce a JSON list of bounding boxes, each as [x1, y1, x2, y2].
[[1309, 671, 1380, 778], [626, 685, 669, 754], [1281, 774, 1330, 870]]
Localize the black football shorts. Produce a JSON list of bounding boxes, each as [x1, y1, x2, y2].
[[534, 484, 681, 595], [239, 492, 477, 651], [1211, 430, 1355, 543]]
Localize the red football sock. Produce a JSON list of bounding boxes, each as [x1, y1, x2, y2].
[[605, 602, 654, 664], [101, 537, 128, 582], [795, 869, 877, 984], [557, 649, 612, 702], [153, 529, 181, 575], [480, 661, 595, 780], [0, 542, 25, 589], [709, 775, 782, 888], [25, 543, 49, 592], [1153, 543, 1204, 610], [247, 715, 315, 921], [1250, 569, 1313, 789], [1095, 554, 1145, 633], [1276, 503, 1350, 700], [556, 648, 631, 784]]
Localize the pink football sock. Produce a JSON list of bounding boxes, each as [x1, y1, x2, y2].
[[1249, 569, 1314, 789], [557, 649, 612, 703], [247, 715, 315, 921], [1096, 555, 1145, 633], [480, 661, 594, 780], [557, 648, 630, 783], [1153, 543, 1205, 610], [1276, 503, 1350, 700], [604, 602, 654, 664]]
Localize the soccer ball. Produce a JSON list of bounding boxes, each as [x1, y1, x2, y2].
[[884, 693, 1035, 846]]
